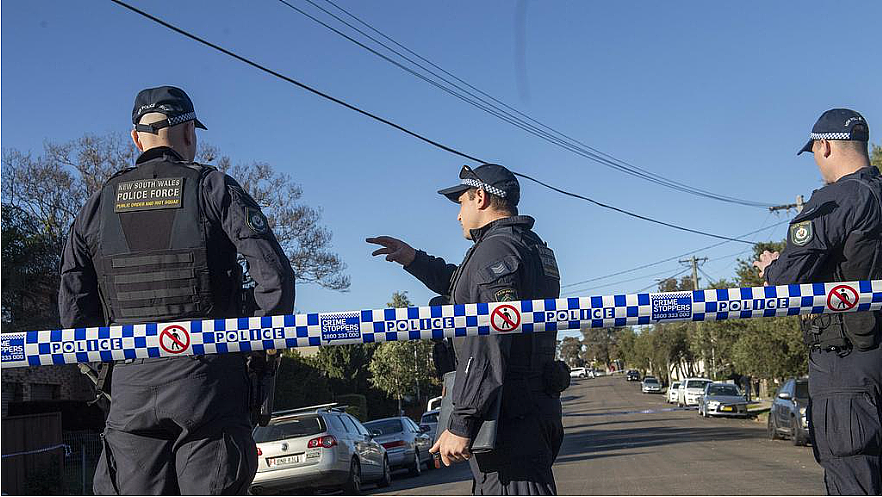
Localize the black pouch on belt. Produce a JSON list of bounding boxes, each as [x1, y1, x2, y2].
[[542, 360, 571, 396], [802, 314, 850, 354]]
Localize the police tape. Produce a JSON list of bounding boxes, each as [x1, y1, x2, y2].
[[2, 280, 880, 368]]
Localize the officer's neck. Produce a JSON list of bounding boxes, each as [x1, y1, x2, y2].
[[824, 160, 870, 184]]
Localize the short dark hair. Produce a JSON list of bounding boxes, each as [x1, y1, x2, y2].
[[466, 188, 518, 216]]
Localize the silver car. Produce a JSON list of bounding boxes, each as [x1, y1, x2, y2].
[[698, 383, 749, 418], [250, 404, 391, 495], [641, 376, 662, 394], [364, 416, 434, 476], [420, 409, 440, 442]]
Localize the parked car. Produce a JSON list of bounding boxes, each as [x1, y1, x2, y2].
[[626, 370, 641, 381], [363, 416, 434, 476], [419, 409, 440, 442], [426, 396, 442, 412], [697, 383, 749, 417], [594, 369, 607, 377], [250, 403, 390, 495], [667, 382, 681, 403], [641, 376, 662, 394], [769, 378, 811, 446], [678, 378, 712, 407], [570, 367, 588, 379]]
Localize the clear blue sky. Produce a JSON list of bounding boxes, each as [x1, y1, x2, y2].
[[3, 1, 881, 339]]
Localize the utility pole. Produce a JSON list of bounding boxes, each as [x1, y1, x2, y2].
[[679, 256, 712, 378], [769, 195, 805, 214]]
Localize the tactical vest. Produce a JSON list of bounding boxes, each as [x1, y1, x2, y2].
[[448, 222, 561, 376], [94, 153, 238, 325], [807, 172, 882, 351]]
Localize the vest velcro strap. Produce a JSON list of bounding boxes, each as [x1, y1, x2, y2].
[[116, 286, 197, 301], [113, 269, 195, 284], [118, 303, 199, 318], [111, 253, 193, 268]]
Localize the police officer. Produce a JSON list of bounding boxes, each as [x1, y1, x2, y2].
[[59, 86, 296, 495], [367, 164, 564, 495], [754, 108, 881, 495]]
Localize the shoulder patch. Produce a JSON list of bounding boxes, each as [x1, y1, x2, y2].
[[494, 288, 518, 302], [789, 220, 813, 246], [245, 207, 269, 234], [480, 256, 519, 282]]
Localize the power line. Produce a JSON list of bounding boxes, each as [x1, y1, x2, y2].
[[560, 218, 789, 290], [109, 0, 755, 244], [280, 0, 776, 209]]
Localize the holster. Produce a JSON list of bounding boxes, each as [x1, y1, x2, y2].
[[247, 351, 281, 427], [802, 313, 851, 355]]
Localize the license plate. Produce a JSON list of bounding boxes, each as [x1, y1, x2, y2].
[[721, 406, 733, 412], [268, 454, 301, 467]]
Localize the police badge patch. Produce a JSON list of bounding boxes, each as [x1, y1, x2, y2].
[[246, 207, 269, 234], [790, 221, 813, 246], [494, 288, 518, 302]]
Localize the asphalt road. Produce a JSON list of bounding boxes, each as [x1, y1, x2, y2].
[[367, 375, 824, 495]]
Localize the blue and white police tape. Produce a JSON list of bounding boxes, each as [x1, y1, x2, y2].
[[2, 280, 881, 369]]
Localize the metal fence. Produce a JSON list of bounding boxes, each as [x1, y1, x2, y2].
[[61, 431, 101, 495]]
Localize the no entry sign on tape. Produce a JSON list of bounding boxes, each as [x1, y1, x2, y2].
[[2, 280, 881, 368]]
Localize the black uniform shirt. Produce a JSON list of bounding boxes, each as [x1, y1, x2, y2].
[[405, 215, 560, 437], [59, 147, 295, 328], [765, 166, 882, 285]]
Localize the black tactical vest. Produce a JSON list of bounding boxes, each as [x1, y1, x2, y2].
[[449, 219, 561, 376], [94, 150, 238, 325], [809, 172, 882, 351]]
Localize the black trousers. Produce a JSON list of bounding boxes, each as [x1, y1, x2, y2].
[[469, 393, 563, 495], [808, 346, 882, 495], [93, 356, 257, 495]]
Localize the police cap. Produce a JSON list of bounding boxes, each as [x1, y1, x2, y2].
[[132, 86, 207, 134], [438, 164, 521, 206]]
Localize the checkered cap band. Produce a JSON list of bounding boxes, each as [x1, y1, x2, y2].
[[461, 178, 507, 197], [810, 132, 851, 141], [168, 112, 198, 126]]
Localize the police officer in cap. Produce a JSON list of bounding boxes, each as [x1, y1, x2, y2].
[[368, 164, 565, 495], [754, 108, 881, 495], [59, 86, 295, 494]]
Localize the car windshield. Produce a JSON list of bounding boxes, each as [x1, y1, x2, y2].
[[795, 381, 809, 400], [644, 378, 659, 384], [421, 413, 438, 424], [363, 419, 404, 435], [254, 416, 325, 442], [707, 385, 740, 396], [686, 380, 711, 389], [671, 383, 680, 388]]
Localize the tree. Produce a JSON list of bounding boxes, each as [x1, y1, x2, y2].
[[1, 133, 349, 331], [580, 327, 620, 369], [871, 143, 881, 172], [558, 336, 584, 367], [368, 291, 438, 415], [274, 351, 333, 410], [1, 206, 62, 331]]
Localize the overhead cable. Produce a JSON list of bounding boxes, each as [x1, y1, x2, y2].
[[278, 0, 776, 209], [109, 0, 755, 244]]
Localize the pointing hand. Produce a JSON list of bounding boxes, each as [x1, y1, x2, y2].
[[366, 236, 417, 266]]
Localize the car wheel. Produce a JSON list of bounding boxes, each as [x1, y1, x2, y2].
[[791, 417, 805, 446], [376, 457, 392, 488], [343, 459, 361, 495], [408, 449, 422, 476], [768, 414, 781, 440]]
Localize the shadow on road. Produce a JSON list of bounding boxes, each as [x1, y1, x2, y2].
[[556, 424, 762, 465], [365, 464, 472, 495]]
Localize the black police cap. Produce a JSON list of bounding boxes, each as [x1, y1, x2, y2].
[[798, 108, 869, 155], [438, 164, 521, 206], [132, 86, 207, 134]]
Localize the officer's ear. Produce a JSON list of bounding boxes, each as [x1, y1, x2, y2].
[[131, 129, 145, 152], [475, 188, 491, 210], [818, 139, 832, 159]]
